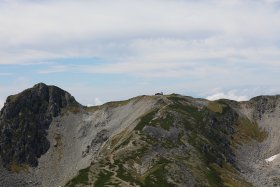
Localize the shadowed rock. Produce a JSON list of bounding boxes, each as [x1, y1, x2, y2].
[[0, 83, 80, 168]]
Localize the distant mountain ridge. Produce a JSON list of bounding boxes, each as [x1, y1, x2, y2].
[[0, 83, 280, 187]]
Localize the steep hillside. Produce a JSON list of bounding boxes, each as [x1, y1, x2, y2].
[[66, 95, 252, 187], [0, 83, 80, 169], [236, 96, 280, 186], [0, 84, 280, 187]]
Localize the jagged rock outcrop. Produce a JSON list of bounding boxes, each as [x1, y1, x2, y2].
[[0, 83, 79, 168]]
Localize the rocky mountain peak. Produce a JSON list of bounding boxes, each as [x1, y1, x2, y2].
[[2, 83, 78, 117], [1, 84, 280, 187], [0, 83, 80, 169]]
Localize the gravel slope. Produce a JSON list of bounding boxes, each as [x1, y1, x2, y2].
[[35, 96, 158, 187], [236, 96, 280, 187]]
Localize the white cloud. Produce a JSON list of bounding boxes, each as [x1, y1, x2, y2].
[[206, 90, 249, 101], [0, 0, 279, 67], [0, 0, 280, 103], [84, 98, 103, 107], [94, 97, 103, 106]]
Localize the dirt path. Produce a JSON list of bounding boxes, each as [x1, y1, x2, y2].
[[101, 164, 136, 187]]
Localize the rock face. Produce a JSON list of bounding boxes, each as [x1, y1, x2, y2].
[[0, 83, 79, 168], [1, 84, 280, 187]]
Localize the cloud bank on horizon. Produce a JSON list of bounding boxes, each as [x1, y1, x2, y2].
[[1, 0, 280, 107]]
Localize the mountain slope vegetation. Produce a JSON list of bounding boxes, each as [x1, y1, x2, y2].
[[0, 84, 279, 187]]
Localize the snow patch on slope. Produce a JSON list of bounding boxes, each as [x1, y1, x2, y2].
[[265, 154, 280, 163]]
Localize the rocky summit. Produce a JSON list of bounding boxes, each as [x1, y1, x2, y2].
[[0, 84, 280, 187], [0, 83, 79, 169]]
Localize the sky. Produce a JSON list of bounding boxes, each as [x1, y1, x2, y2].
[[1, 0, 280, 108]]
